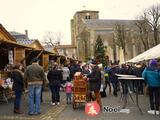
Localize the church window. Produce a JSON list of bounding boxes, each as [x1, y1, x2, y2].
[[85, 15, 91, 19]]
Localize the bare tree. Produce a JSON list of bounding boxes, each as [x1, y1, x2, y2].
[[54, 32, 63, 44], [134, 19, 150, 51], [114, 24, 135, 61], [114, 24, 127, 61], [43, 31, 63, 47], [143, 4, 160, 45]]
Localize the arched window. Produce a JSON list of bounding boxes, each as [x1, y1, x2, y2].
[[85, 13, 91, 19]]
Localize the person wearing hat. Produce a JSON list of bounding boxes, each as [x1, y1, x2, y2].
[[24, 57, 46, 115], [88, 61, 102, 109], [142, 59, 160, 115]]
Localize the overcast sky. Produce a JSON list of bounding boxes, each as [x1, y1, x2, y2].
[[0, 0, 159, 44]]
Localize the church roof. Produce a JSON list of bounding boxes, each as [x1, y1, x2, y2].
[[83, 19, 137, 29], [56, 45, 76, 49], [75, 10, 99, 14]]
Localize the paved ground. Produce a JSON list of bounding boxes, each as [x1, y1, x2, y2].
[[0, 88, 66, 120], [0, 88, 160, 120], [56, 92, 160, 120]]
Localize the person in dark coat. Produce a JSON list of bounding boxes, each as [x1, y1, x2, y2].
[[119, 64, 129, 95], [69, 61, 82, 80], [82, 64, 90, 76], [11, 63, 24, 114], [47, 64, 62, 105], [127, 65, 136, 93], [135, 63, 145, 94], [88, 61, 102, 109], [109, 63, 120, 97]]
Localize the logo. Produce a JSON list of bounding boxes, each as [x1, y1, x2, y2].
[[85, 101, 100, 116], [103, 106, 120, 113]]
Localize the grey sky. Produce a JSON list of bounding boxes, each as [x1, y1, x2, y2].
[[0, 0, 159, 44]]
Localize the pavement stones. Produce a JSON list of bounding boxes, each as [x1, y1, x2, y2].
[[0, 90, 67, 120], [0, 90, 160, 120], [40, 102, 66, 120]]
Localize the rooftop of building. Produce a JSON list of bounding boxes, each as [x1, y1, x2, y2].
[[16, 39, 35, 45], [75, 10, 99, 14], [10, 31, 24, 36], [83, 19, 138, 29]]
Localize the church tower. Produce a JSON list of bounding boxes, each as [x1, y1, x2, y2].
[[71, 10, 99, 47]]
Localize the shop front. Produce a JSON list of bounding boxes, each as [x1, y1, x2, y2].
[[0, 39, 30, 102]]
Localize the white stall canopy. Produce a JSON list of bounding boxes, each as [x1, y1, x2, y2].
[[128, 44, 160, 63]]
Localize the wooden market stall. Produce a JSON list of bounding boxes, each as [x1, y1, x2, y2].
[[25, 39, 52, 72], [0, 24, 31, 71], [0, 24, 32, 102], [17, 39, 56, 72]]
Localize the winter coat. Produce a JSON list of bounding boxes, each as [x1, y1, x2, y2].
[[11, 69, 24, 91], [109, 65, 120, 83], [88, 66, 101, 91], [64, 82, 73, 93], [24, 63, 46, 87], [70, 64, 82, 79], [135, 67, 144, 77], [62, 67, 70, 80], [47, 69, 62, 86], [142, 67, 160, 87]]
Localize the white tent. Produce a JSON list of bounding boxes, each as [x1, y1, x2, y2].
[[128, 44, 160, 63]]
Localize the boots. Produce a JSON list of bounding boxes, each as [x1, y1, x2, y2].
[[13, 109, 22, 114]]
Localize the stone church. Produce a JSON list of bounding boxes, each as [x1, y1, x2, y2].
[[71, 10, 143, 63]]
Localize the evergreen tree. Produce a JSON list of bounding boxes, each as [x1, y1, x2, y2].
[[94, 35, 107, 67]]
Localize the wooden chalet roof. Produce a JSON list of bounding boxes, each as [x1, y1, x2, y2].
[[0, 24, 16, 42], [0, 24, 32, 48], [0, 39, 32, 49], [16, 39, 44, 50]]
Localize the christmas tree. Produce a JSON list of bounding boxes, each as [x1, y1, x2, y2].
[[94, 35, 107, 67]]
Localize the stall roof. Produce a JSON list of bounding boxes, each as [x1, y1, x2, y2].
[[30, 49, 56, 55], [0, 24, 16, 42], [128, 44, 160, 63], [16, 39, 44, 50], [0, 39, 33, 49]]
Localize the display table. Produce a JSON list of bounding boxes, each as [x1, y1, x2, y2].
[[118, 77, 144, 114], [0, 79, 13, 103], [0, 71, 10, 79], [115, 74, 136, 77]]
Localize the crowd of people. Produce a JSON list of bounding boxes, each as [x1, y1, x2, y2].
[[10, 57, 160, 116]]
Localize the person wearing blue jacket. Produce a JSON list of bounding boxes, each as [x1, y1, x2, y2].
[[142, 59, 160, 115]]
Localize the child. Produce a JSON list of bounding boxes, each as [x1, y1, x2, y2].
[[64, 77, 73, 104]]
